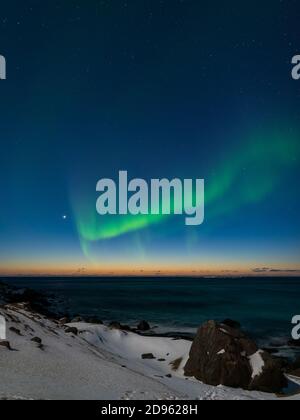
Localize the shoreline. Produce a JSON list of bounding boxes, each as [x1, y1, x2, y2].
[[1, 278, 300, 359], [1, 280, 300, 400], [0, 301, 299, 400]]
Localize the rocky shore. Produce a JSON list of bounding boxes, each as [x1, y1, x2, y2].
[[1, 280, 300, 400], [0, 280, 65, 318]]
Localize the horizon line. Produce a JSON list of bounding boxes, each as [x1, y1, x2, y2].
[[1, 274, 300, 279]]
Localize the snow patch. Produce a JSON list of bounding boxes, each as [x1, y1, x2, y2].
[[249, 351, 265, 379]]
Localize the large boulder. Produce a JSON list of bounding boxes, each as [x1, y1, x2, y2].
[[184, 321, 254, 389], [184, 321, 285, 393]]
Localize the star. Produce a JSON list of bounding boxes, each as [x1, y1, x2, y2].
[[62, 215, 67, 220]]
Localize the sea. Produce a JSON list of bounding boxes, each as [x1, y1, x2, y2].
[[3, 276, 300, 356]]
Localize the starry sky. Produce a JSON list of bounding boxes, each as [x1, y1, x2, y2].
[[0, 0, 300, 276]]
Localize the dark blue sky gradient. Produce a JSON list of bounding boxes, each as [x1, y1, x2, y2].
[[0, 0, 299, 274]]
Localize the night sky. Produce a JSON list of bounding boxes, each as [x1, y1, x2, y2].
[[0, 0, 300, 276]]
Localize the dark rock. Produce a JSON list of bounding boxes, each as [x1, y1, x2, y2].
[[0, 340, 11, 350], [71, 316, 84, 323], [137, 320, 151, 331], [31, 337, 42, 345], [58, 317, 70, 325], [65, 327, 78, 335], [221, 319, 241, 329], [86, 317, 103, 325], [239, 338, 258, 357], [249, 351, 287, 393], [165, 374, 172, 378], [120, 325, 131, 332], [9, 302, 32, 311], [275, 357, 291, 371], [142, 353, 155, 360], [109, 322, 122, 330], [158, 358, 166, 362], [109, 322, 131, 331], [9, 327, 22, 336], [288, 339, 300, 348], [289, 357, 300, 371], [184, 321, 255, 389], [184, 320, 286, 393]]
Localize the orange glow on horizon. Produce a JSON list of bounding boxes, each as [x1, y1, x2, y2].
[[1, 259, 300, 277]]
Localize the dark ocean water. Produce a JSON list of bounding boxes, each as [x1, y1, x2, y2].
[[3, 276, 300, 350]]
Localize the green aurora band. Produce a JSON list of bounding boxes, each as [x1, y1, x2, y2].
[[72, 127, 300, 260]]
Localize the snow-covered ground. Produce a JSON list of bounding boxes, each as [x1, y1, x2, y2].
[[0, 304, 299, 400]]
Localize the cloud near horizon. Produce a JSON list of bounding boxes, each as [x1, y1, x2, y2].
[[252, 267, 300, 273]]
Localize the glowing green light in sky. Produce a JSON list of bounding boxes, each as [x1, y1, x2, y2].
[[72, 126, 300, 260]]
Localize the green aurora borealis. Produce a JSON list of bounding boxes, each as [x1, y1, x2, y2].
[[72, 126, 300, 262]]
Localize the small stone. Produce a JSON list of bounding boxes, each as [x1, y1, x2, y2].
[[71, 316, 84, 323], [31, 337, 42, 345], [65, 327, 78, 335], [86, 317, 103, 325], [108, 322, 131, 331], [9, 327, 22, 336], [0, 340, 11, 350], [137, 320, 151, 331], [142, 353, 155, 360], [58, 317, 70, 325], [109, 322, 122, 330]]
